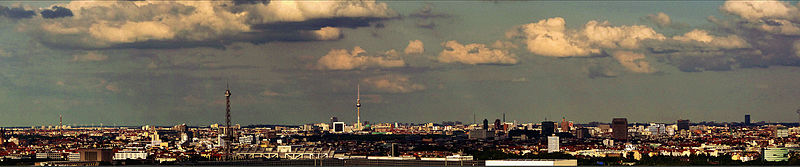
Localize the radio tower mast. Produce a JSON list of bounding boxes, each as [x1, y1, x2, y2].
[[356, 84, 361, 130], [223, 83, 232, 161]]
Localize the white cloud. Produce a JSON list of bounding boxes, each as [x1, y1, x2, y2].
[[316, 46, 406, 70], [244, 0, 396, 24], [509, 17, 597, 57], [611, 51, 655, 73], [72, 51, 108, 62], [361, 75, 425, 93], [26, 0, 395, 48], [508, 17, 664, 57], [437, 40, 518, 65], [311, 27, 342, 40], [672, 29, 749, 49], [720, 0, 800, 36], [720, 0, 797, 21], [645, 12, 671, 28], [404, 40, 424, 54]]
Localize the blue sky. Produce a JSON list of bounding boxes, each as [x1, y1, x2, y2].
[[0, 1, 799, 126]]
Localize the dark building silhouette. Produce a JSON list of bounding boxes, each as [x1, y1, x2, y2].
[[494, 119, 502, 131], [612, 118, 628, 140], [541, 121, 556, 137], [483, 119, 489, 130], [677, 120, 690, 131], [745, 115, 751, 125], [576, 128, 591, 139], [330, 117, 338, 125]]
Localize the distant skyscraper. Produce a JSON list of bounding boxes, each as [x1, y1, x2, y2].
[[0, 128, 4, 143], [494, 119, 501, 130], [677, 120, 690, 131], [612, 118, 628, 140], [330, 117, 338, 126], [332, 122, 345, 133], [547, 135, 560, 153], [577, 128, 591, 139], [483, 119, 489, 130], [541, 121, 555, 137], [560, 117, 569, 132], [745, 114, 751, 125]]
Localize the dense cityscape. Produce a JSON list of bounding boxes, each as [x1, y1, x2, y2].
[[1, 87, 799, 166]]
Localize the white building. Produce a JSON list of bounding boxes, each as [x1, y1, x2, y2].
[[113, 151, 148, 160], [36, 152, 63, 160], [548, 136, 560, 153], [68, 152, 80, 161]]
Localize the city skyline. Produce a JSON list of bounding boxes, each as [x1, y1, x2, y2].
[[2, 1, 800, 126]]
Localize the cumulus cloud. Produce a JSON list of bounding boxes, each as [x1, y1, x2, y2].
[[0, 5, 36, 19], [316, 46, 406, 70], [642, 12, 688, 29], [611, 51, 655, 73], [40, 6, 72, 19], [507, 17, 664, 57], [672, 29, 749, 49], [20, 0, 396, 49], [72, 51, 108, 62], [720, 0, 800, 36], [361, 75, 425, 93], [309, 26, 342, 40], [438, 40, 518, 65], [404, 40, 424, 54], [585, 63, 618, 79], [645, 12, 671, 28], [720, 0, 797, 21]]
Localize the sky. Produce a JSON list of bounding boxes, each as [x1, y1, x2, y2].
[[1, 0, 800, 126]]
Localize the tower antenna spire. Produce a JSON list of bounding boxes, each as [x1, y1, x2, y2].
[[223, 81, 232, 161], [356, 83, 361, 130]]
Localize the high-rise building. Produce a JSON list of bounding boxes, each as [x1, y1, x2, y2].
[[483, 119, 489, 130], [612, 118, 628, 140], [745, 115, 751, 125], [541, 121, 556, 137], [547, 135, 560, 153], [494, 119, 502, 131], [677, 120, 690, 131], [576, 128, 591, 139], [330, 117, 338, 126], [332, 122, 345, 133], [0, 128, 4, 143], [560, 117, 570, 132]]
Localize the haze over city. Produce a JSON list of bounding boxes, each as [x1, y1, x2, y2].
[[1, 0, 800, 126]]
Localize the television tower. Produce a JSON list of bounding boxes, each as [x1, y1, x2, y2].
[[223, 83, 232, 161], [356, 84, 362, 130]]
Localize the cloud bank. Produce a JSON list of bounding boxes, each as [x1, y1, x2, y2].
[[316, 46, 406, 70], [438, 40, 517, 65], [18, 0, 396, 49]]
